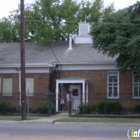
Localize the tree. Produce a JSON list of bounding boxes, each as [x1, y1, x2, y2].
[[91, 2, 140, 75], [23, 0, 106, 43], [0, 0, 113, 43], [0, 18, 19, 42]]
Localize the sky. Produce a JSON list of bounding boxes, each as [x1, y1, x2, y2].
[[0, 0, 138, 18]]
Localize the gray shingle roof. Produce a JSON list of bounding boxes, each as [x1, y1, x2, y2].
[[0, 42, 117, 65]]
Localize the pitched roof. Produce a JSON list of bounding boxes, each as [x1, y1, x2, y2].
[[0, 42, 117, 65]]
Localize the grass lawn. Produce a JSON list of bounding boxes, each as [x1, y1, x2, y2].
[[0, 115, 43, 121], [55, 117, 140, 123]]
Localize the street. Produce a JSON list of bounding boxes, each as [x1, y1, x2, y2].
[[0, 121, 139, 139]]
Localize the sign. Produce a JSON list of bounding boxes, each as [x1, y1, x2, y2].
[[127, 128, 140, 139]]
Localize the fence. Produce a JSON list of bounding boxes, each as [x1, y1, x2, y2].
[[68, 94, 140, 117], [0, 93, 140, 117]]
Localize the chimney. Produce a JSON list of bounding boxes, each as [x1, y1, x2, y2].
[[68, 34, 73, 50]]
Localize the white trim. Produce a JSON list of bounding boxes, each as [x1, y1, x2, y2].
[[61, 64, 117, 71], [0, 63, 53, 67], [107, 71, 119, 99], [56, 79, 87, 84], [0, 67, 50, 74], [56, 78, 89, 111], [0, 63, 118, 73]]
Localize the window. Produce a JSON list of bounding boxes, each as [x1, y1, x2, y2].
[[26, 78, 34, 96], [2, 78, 12, 96], [133, 72, 140, 99], [107, 71, 119, 99]]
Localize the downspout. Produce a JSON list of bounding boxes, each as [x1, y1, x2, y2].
[[55, 64, 60, 79]]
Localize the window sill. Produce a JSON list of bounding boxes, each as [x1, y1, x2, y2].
[[133, 97, 140, 99], [107, 97, 119, 99]]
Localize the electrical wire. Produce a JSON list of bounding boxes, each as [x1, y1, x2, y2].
[[48, 42, 63, 70], [24, 18, 140, 26]]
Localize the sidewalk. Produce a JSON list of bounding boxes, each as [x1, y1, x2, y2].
[[20, 115, 69, 123]]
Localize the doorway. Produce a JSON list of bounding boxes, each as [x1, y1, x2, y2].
[[69, 85, 81, 110]]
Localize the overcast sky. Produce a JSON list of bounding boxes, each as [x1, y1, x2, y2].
[[0, 0, 137, 18]]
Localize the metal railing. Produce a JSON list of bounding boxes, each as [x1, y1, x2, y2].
[[0, 93, 140, 117]]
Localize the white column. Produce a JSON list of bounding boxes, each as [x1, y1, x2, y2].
[[86, 82, 88, 103], [55, 81, 59, 112], [82, 81, 85, 103]]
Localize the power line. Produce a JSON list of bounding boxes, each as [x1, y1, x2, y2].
[[24, 18, 140, 26], [48, 42, 62, 71]]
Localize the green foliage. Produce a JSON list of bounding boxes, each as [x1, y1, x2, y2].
[[96, 101, 122, 114], [36, 102, 55, 114], [78, 103, 94, 114], [134, 104, 140, 113], [91, 2, 140, 74], [0, 18, 19, 42], [0, 0, 114, 43], [0, 101, 12, 114]]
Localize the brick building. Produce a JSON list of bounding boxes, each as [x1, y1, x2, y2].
[[0, 22, 140, 112]]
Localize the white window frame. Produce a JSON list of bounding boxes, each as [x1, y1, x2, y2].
[[133, 71, 140, 99], [107, 71, 119, 99], [26, 78, 34, 96], [2, 78, 13, 96]]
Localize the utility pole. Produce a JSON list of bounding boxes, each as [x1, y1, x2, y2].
[[20, 0, 26, 120]]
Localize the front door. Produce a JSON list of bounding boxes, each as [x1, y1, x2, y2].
[[69, 85, 81, 110]]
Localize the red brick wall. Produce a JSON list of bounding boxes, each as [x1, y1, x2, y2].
[[0, 69, 139, 111], [0, 73, 50, 107], [51, 69, 140, 110]]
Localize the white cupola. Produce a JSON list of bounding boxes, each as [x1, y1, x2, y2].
[[74, 22, 92, 44]]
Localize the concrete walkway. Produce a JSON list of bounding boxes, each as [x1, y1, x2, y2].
[[21, 115, 69, 123]]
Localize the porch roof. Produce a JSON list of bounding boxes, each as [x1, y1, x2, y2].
[[56, 76, 89, 84]]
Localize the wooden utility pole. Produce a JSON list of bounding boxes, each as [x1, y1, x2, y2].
[[20, 0, 26, 120]]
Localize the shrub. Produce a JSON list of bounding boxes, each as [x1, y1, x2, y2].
[[36, 102, 55, 114], [96, 101, 122, 114], [78, 103, 94, 114], [0, 101, 12, 114], [134, 104, 140, 113]]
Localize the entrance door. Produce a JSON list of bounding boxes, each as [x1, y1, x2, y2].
[[69, 85, 81, 110]]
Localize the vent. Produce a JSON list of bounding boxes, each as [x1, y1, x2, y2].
[[79, 22, 91, 36]]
